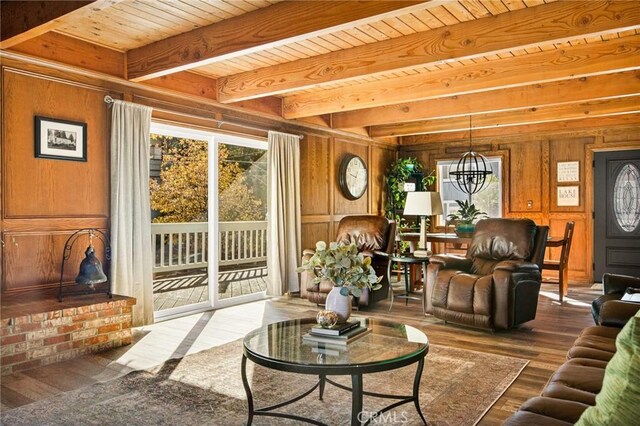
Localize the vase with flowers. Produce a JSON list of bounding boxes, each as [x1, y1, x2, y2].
[[297, 241, 382, 323]]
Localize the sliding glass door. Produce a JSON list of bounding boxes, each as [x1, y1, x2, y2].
[[149, 123, 267, 320], [214, 135, 268, 308]]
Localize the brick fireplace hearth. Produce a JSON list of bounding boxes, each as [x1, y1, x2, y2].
[[1, 291, 136, 375]]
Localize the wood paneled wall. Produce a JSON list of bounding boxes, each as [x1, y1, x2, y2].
[[401, 127, 640, 284], [3, 55, 638, 294], [300, 136, 396, 251], [1, 68, 111, 293], [0, 57, 397, 296]]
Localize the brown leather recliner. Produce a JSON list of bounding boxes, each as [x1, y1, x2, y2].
[[425, 218, 549, 331], [300, 215, 396, 307]]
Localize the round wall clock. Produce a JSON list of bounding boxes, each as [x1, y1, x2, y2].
[[339, 154, 368, 200]]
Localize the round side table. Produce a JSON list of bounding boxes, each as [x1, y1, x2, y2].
[[387, 254, 429, 313]]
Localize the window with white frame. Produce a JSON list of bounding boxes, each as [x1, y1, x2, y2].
[[436, 157, 502, 226]]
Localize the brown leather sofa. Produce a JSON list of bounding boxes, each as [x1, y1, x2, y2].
[[425, 218, 548, 331], [300, 215, 395, 307], [591, 273, 640, 327], [504, 276, 640, 425]]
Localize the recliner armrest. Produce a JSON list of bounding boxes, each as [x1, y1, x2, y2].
[[302, 248, 315, 257], [494, 260, 539, 273], [429, 255, 472, 271], [599, 300, 640, 327], [603, 273, 640, 295]]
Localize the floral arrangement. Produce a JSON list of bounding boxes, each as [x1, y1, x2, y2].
[[297, 241, 382, 298]]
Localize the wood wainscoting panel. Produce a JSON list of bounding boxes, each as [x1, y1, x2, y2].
[[547, 216, 589, 283], [333, 139, 369, 216], [2, 69, 110, 218], [300, 134, 331, 216], [300, 222, 330, 253], [2, 228, 108, 293], [506, 141, 543, 213]]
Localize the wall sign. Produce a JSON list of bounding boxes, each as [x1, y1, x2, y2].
[[557, 186, 579, 206], [557, 161, 579, 182], [403, 182, 416, 192]]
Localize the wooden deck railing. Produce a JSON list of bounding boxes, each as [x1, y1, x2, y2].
[[151, 221, 267, 273]]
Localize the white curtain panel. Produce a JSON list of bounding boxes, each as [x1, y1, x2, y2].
[[266, 131, 301, 295], [110, 100, 154, 326]]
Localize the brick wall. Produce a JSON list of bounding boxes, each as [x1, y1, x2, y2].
[[1, 298, 135, 375]]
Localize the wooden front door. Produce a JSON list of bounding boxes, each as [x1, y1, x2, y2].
[[594, 150, 640, 281]]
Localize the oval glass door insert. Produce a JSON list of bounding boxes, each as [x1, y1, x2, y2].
[[613, 163, 640, 232]]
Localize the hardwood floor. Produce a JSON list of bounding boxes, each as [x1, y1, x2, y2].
[[1, 283, 600, 424]]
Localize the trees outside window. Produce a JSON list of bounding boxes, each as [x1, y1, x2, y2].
[[149, 135, 266, 223]]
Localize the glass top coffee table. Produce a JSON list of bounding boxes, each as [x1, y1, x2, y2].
[[242, 317, 429, 426]]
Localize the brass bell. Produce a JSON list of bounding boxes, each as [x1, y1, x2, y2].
[[76, 246, 107, 287]]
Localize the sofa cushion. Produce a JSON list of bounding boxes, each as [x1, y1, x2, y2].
[[567, 330, 618, 362], [579, 326, 621, 339], [542, 364, 605, 405], [519, 397, 591, 424], [576, 312, 640, 426], [567, 346, 616, 363], [564, 357, 609, 370]]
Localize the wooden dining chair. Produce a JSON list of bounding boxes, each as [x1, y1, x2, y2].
[[543, 221, 575, 303]]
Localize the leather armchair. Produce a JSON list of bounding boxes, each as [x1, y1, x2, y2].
[[425, 218, 549, 331], [591, 273, 640, 327], [300, 215, 396, 307]]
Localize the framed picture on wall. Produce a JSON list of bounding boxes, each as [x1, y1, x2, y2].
[[34, 116, 87, 162]]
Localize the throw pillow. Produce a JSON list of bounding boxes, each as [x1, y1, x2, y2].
[[576, 311, 640, 425]]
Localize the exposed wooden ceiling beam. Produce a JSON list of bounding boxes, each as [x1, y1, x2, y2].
[[126, 1, 438, 82], [332, 71, 640, 128], [401, 114, 640, 145], [218, 0, 640, 103], [7, 31, 124, 78], [284, 35, 640, 119], [0, 0, 121, 49], [142, 72, 217, 101], [370, 96, 640, 137]]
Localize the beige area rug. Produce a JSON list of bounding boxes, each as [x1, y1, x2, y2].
[[1, 340, 527, 426]]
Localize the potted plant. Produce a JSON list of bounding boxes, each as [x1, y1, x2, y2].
[[447, 200, 487, 237], [385, 158, 436, 253], [297, 241, 382, 322]]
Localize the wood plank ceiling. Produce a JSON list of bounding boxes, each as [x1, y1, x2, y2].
[[3, 0, 639, 141]]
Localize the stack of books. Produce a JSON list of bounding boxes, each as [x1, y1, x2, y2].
[[302, 320, 370, 347]]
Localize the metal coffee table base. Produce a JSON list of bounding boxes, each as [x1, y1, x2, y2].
[[241, 355, 427, 426]]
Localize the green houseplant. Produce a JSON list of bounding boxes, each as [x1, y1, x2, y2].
[[447, 200, 487, 237], [297, 241, 381, 322], [385, 158, 436, 225], [385, 158, 436, 253]]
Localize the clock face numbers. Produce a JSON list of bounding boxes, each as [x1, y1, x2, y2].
[[347, 157, 366, 196], [340, 155, 368, 200]]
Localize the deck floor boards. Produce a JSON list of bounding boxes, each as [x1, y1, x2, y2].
[[153, 266, 267, 307]]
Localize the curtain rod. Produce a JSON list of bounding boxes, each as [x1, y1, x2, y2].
[[104, 95, 303, 140]]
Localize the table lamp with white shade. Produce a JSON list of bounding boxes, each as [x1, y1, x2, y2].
[[403, 191, 443, 257]]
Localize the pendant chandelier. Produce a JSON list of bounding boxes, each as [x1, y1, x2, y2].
[[449, 116, 493, 194]]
